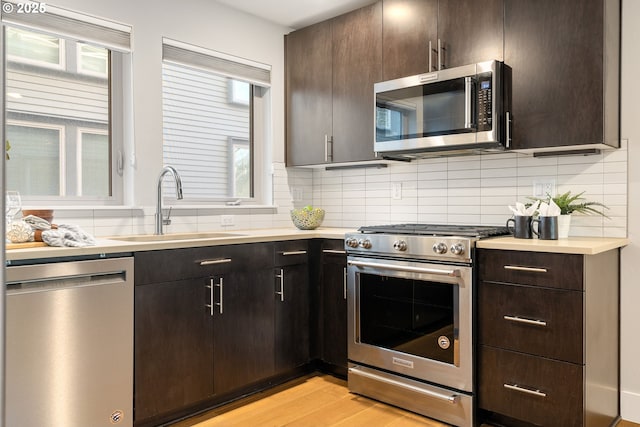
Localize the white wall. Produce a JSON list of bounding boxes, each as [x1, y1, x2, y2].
[[620, 0, 640, 422]]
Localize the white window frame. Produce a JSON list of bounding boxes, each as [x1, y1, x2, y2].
[[6, 119, 66, 196], [76, 127, 109, 196], [2, 5, 132, 206], [6, 26, 65, 70]]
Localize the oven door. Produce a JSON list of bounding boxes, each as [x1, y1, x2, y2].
[[347, 255, 473, 393]]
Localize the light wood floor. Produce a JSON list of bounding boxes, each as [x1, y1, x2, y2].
[[172, 374, 640, 427]]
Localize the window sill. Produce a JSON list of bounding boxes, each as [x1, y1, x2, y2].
[[21, 204, 279, 216]]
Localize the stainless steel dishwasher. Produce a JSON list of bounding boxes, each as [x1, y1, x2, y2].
[[5, 256, 134, 427]]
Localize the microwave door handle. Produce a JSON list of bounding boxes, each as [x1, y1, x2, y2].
[[464, 77, 473, 129]]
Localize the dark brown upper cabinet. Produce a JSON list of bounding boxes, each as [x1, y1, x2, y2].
[[505, 0, 620, 152], [382, 0, 504, 81], [285, 3, 382, 166], [285, 20, 332, 166]]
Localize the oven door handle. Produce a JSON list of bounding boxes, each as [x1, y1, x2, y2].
[[347, 260, 461, 278]]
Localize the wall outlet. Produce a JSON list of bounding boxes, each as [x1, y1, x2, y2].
[[291, 187, 303, 201], [532, 179, 556, 198], [221, 215, 235, 226], [391, 183, 402, 200]]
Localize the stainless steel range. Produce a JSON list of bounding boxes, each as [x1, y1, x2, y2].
[[345, 224, 508, 427]]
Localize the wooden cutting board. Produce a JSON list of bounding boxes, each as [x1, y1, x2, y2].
[[6, 241, 48, 250]]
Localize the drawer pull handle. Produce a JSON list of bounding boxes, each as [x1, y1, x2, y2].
[[323, 249, 346, 254], [280, 250, 307, 256], [504, 383, 547, 398], [503, 265, 548, 273], [503, 315, 547, 327], [200, 258, 232, 266]]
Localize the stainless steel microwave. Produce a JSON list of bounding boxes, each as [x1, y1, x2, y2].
[[374, 60, 508, 159]]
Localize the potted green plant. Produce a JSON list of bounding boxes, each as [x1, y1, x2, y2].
[[529, 191, 609, 238]]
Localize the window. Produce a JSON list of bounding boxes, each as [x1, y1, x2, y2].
[[5, 122, 63, 196], [6, 26, 64, 69], [78, 129, 110, 196], [2, 5, 132, 204], [161, 38, 271, 204], [77, 43, 109, 77]]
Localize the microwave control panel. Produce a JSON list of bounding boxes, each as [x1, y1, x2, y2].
[[477, 72, 493, 131]]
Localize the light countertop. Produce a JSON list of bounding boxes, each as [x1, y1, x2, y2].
[[5, 228, 630, 262], [5, 227, 356, 262], [476, 236, 630, 255]]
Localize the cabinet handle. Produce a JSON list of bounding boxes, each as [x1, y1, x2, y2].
[[275, 268, 285, 302], [429, 40, 438, 72], [503, 315, 547, 327], [215, 278, 224, 314], [199, 258, 232, 266], [322, 249, 346, 254], [503, 265, 548, 273], [437, 38, 444, 70], [504, 383, 547, 398], [343, 267, 347, 300], [324, 135, 333, 163], [205, 278, 215, 316], [280, 250, 307, 256], [505, 111, 512, 148]]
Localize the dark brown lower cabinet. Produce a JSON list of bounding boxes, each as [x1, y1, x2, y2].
[[274, 241, 310, 374], [134, 241, 316, 426], [134, 278, 214, 422], [134, 243, 275, 426], [477, 248, 620, 427], [319, 239, 348, 375], [213, 243, 275, 395]]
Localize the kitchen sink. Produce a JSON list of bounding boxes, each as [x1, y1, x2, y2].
[[111, 232, 246, 242]]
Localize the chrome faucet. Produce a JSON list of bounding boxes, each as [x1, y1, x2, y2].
[[155, 166, 183, 235]]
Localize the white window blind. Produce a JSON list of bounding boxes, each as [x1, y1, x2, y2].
[[1, 1, 131, 52], [162, 38, 270, 87]]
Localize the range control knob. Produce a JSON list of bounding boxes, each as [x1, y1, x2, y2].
[[393, 240, 407, 251], [432, 242, 448, 254], [345, 238, 359, 248], [359, 239, 372, 249], [450, 243, 465, 255]]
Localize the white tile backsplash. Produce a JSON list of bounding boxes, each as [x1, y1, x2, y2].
[[312, 143, 629, 237]]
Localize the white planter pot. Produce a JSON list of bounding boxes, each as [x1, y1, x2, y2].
[[558, 214, 571, 238]]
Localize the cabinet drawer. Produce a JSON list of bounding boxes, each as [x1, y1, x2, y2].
[[478, 249, 584, 290], [135, 245, 244, 285], [274, 240, 309, 266], [479, 282, 583, 364], [479, 346, 583, 427]]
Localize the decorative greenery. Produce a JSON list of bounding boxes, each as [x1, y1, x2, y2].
[[529, 191, 609, 217]]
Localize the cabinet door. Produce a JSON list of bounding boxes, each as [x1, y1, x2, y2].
[[320, 243, 348, 372], [505, 0, 606, 150], [274, 261, 310, 373], [213, 245, 275, 395], [382, 0, 437, 80], [134, 278, 213, 422], [285, 21, 333, 166], [438, 0, 504, 68], [332, 2, 382, 163]]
